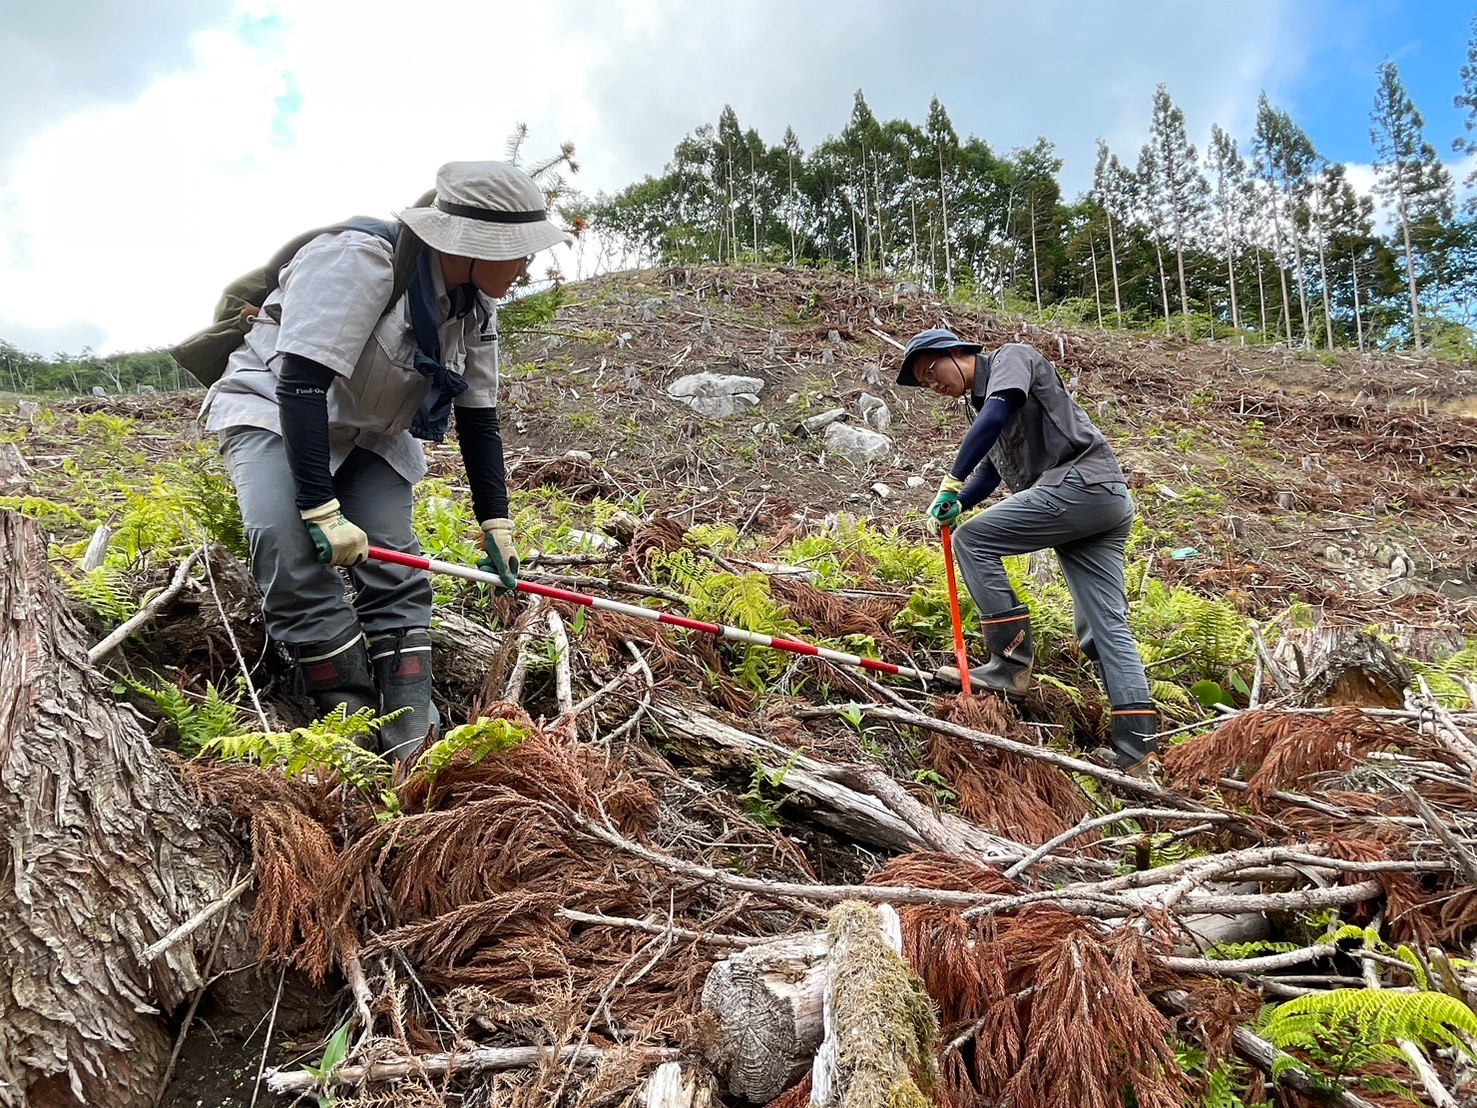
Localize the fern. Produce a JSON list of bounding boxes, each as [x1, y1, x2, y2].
[[62, 565, 135, 622], [1262, 989, 1477, 1091], [200, 705, 398, 800], [413, 717, 528, 778], [127, 674, 244, 752], [0, 495, 85, 525], [1412, 640, 1477, 710]]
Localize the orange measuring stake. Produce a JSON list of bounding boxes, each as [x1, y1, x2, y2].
[[939, 525, 972, 697]]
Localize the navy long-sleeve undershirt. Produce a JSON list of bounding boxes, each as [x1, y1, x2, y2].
[[948, 390, 1022, 509]]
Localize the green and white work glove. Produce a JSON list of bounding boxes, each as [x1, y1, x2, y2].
[[301, 499, 368, 566], [478, 517, 520, 595], [926, 475, 965, 536]]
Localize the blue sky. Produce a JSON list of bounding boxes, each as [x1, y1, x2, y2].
[[0, 0, 1471, 355], [1281, 0, 1473, 169]]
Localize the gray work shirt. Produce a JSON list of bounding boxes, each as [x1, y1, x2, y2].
[[199, 229, 501, 485], [971, 343, 1124, 491]]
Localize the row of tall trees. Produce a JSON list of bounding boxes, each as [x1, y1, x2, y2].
[[0, 342, 187, 397], [590, 28, 1477, 354]]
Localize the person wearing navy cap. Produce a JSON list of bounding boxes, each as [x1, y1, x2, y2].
[[896, 329, 1158, 771]]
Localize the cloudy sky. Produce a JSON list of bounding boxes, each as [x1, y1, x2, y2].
[[1, 0, 1472, 356]]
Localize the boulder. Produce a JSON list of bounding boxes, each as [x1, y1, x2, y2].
[[822, 423, 892, 467], [801, 408, 847, 435], [667, 372, 765, 419], [856, 392, 891, 432]]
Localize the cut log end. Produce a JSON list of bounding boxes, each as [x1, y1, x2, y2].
[[701, 946, 826, 1102]]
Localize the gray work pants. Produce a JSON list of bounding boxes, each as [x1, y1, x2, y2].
[[220, 427, 431, 647], [951, 469, 1152, 706]]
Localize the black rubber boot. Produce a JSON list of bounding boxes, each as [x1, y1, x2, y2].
[[969, 605, 1035, 698], [1107, 703, 1160, 772], [368, 629, 438, 763], [292, 628, 377, 725]]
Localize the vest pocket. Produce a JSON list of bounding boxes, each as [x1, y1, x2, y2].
[[341, 312, 428, 433]]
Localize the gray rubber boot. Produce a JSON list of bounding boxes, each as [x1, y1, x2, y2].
[[969, 605, 1035, 698], [292, 628, 377, 725], [368, 629, 438, 763], [1106, 703, 1160, 772]]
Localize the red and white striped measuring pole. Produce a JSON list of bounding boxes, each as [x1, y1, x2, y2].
[[367, 546, 939, 684]]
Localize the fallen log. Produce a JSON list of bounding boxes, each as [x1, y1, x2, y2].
[[0, 510, 247, 1108], [648, 702, 1051, 868]]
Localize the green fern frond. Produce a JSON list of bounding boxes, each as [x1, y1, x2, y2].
[[1263, 988, 1477, 1080], [0, 495, 86, 525], [413, 717, 528, 778], [62, 565, 135, 622], [200, 705, 396, 797], [126, 673, 244, 752], [1149, 679, 1195, 709]]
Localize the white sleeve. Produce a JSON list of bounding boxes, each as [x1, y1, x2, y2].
[[272, 231, 396, 378]]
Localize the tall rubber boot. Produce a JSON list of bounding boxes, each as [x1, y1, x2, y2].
[[292, 628, 377, 726], [369, 629, 439, 763], [969, 605, 1034, 698], [1107, 703, 1160, 772]]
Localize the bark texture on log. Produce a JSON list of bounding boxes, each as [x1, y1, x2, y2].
[[649, 703, 1019, 863], [0, 512, 246, 1108], [1278, 627, 1412, 709]]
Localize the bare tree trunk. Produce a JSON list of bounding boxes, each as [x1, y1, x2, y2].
[[1315, 215, 1335, 351], [937, 144, 953, 294], [1351, 249, 1367, 352], [1396, 190, 1423, 351], [1029, 197, 1043, 312], [1268, 196, 1295, 345], [1105, 213, 1122, 318], [1089, 234, 1104, 328], [1151, 232, 1172, 330], [1253, 244, 1268, 340], [0, 510, 247, 1108], [1221, 213, 1241, 332]]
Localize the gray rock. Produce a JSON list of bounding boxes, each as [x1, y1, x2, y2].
[[667, 372, 765, 399], [668, 372, 764, 419], [90, 386, 107, 398], [906, 476, 925, 489], [822, 423, 892, 467], [801, 408, 847, 435], [856, 392, 891, 432], [871, 483, 892, 499]]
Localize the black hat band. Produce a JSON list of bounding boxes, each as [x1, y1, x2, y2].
[[436, 198, 547, 224]]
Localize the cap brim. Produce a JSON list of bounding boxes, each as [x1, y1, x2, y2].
[[396, 206, 572, 260], [896, 342, 982, 387]]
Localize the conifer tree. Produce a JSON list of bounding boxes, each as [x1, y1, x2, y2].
[[1371, 60, 1455, 351], [1146, 85, 1208, 335], [926, 98, 959, 292], [1092, 141, 1132, 319], [1456, 15, 1477, 209], [1206, 125, 1248, 333], [1136, 143, 1174, 330], [1253, 94, 1300, 344]]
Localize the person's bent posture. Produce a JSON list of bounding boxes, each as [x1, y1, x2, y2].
[[896, 328, 1159, 771], [200, 162, 566, 760]]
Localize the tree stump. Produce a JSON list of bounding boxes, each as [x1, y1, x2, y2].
[[701, 931, 829, 1102], [0, 510, 246, 1108], [1277, 627, 1413, 709]]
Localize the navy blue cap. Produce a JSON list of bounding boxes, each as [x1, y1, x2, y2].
[[895, 328, 983, 386]]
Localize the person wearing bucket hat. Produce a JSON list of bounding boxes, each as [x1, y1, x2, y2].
[[897, 330, 1159, 773], [200, 160, 569, 762]]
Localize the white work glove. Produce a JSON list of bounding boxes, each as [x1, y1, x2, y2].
[[301, 499, 368, 566], [478, 517, 520, 594]]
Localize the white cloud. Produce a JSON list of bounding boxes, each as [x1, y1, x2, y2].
[[0, 0, 1325, 354]]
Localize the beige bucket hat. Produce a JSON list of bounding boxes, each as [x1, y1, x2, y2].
[[397, 161, 571, 261]]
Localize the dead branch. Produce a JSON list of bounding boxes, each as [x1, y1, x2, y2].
[[87, 547, 204, 664]]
